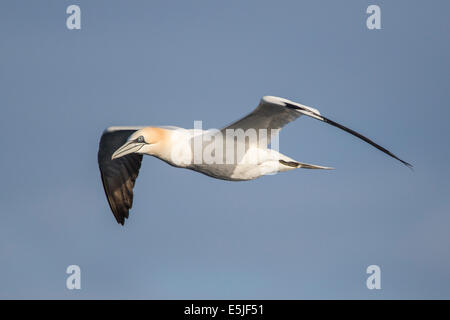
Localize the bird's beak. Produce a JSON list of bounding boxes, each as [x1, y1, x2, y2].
[[111, 140, 144, 160]]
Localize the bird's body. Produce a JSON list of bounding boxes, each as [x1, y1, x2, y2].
[[190, 146, 299, 181], [98, 96, 411, 225], [131, 126, 307, 181]]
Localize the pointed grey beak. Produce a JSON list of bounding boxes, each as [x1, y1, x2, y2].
[[111, 140, 144, 160]]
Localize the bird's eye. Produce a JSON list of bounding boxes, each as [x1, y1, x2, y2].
[[137, 136, 145, 143]]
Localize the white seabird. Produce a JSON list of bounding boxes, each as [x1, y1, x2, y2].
[[98, 96, 411, 225]]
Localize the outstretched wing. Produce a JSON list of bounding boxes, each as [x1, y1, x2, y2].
[[222, 96, 412, 168], [222, 96, 316, 132], [98, 127, 144, 225]]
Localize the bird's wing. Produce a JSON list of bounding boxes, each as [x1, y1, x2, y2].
[[222, 96, 412, 168], [98, 127, 144, 225], [222, 96, 313, 132]]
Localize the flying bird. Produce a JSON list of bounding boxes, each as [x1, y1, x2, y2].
[[98, 96, 411, 225]]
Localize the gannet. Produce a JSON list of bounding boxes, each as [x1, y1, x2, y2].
[[98, 96, 411, 225]]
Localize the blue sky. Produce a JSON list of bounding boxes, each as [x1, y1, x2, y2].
[[0, 0, 449, 299]]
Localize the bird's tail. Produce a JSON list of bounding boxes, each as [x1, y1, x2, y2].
[[279, 159, 334, 170]]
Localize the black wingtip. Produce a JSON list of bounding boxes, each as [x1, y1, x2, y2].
[[317, 115, 413, 171], [98, 129, 143, 226], [384, 151, 413, 171], [115, 213, 126, 226], [402, 160, 414, 171]]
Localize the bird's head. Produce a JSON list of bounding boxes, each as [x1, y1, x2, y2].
[[111, 127, 169, 160]]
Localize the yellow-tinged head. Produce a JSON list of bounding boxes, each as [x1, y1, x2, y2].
[[111, 127, 171, 160]]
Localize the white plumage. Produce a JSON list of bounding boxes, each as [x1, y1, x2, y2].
[[98, 96, 411, 224]]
